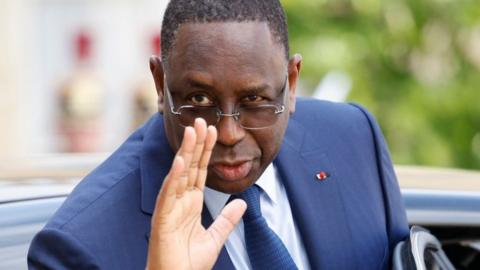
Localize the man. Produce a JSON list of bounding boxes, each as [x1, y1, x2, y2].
[[28, 0, 409, 269]]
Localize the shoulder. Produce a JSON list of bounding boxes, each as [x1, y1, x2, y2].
[[294, 97, 375, 124], [45, 118, 155, 230], [292, 97, 381, 142]]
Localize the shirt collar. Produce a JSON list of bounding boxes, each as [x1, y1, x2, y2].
[[204, 163, 278, 218], [255, 163, 277, 205]]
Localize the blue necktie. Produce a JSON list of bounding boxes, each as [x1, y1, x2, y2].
[[234, 185, 298, 270]]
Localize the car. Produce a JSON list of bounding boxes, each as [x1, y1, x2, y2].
[[0, 154, 104, 270], [1, 155, 479, 269], [397, 166, 480, 269]]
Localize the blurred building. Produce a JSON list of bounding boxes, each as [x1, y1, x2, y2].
[[57, 31, 104, 152], [0, 0, 167, 157]]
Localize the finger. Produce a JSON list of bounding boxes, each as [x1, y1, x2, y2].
[[154, 155, 185, 216], [195, 125, 217, 190], [187, 118, 207, 187], [207, 199, 247, 253], [176, 126, 196, 195]]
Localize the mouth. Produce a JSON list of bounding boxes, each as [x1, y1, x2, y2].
[[210, 160, 253, 182]]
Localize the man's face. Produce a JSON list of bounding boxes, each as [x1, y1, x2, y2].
[[154, 22, 300, 194]]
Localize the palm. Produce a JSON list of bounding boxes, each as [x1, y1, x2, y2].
[[147, 119, 246, 270], [169, 190, 218, 267]]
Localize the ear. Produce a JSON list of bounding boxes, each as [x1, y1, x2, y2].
[[287, 54, 302, 114], [149, 55, 166, 114]]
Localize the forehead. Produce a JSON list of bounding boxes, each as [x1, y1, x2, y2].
[[166, 21, 286, 86]]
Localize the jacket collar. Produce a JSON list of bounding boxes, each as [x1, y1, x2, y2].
[[140, 113, 174, 214]]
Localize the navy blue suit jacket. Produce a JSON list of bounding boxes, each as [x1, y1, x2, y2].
[[28, 99, 409, 269]]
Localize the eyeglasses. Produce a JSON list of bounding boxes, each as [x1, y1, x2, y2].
[[165, 76, 288, 130]]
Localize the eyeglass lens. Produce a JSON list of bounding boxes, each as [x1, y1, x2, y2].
[[176, 106, 280, 129]]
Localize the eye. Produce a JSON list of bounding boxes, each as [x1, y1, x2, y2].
[[189, 94, 213, 106], [242, 94, 265, 103]]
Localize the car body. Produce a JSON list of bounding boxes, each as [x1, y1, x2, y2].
[[1, 155, 479, 269], [0, 154, 105, 270], [397, 166, 480, 269]]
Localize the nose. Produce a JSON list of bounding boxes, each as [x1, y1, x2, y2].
[[216, 114, 246, 146]]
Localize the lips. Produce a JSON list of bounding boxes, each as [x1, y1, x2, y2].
[[211, 160, 253, 182]]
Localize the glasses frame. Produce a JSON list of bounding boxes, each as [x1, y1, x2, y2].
[[165, 76, 289, 130]]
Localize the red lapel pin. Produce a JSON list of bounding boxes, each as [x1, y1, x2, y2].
[[316, 171, 328, 181]]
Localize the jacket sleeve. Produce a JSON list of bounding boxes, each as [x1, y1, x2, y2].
[[350, 103, 410, 259], [28, 228, 101, 270]]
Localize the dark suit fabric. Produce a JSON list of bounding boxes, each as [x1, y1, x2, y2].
[[28, 98, 409, 270]]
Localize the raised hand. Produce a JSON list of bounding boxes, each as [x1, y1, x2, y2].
[[146, 118, 247, 270]]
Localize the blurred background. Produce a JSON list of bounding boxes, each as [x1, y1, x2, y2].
[[0, 0, 479, 171], [283, 0, 480, 171], [0, 0, 164, 156]]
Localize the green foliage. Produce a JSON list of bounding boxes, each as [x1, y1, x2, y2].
[[283, 0, 480, 170]]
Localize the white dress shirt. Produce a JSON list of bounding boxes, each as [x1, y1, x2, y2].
[[204, 163, 311, 270]]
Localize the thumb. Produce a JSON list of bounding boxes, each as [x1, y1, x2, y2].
[[207, 199, 247, 252]]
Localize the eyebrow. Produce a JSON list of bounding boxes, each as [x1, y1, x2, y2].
[[186, 78, 275, 94], [241, 83, 272, 94], [187, 79, 215, 91]]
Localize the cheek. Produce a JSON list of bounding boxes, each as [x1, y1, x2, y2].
[[261, 116, 289, 158], [255, 128, 284, 161], [163, 115, 184, 152]]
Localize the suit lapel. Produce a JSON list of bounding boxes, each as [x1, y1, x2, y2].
[[274, 119, 355, 269], [140, 114, 174, 215]]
